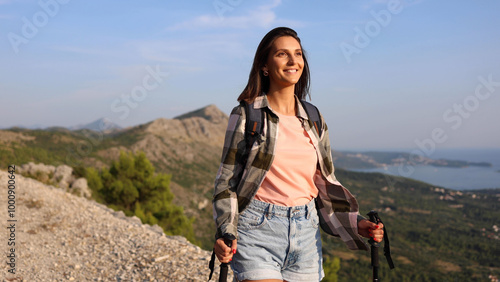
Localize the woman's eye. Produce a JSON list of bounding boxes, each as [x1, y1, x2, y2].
[[296, 52, 302, 57], [277, 52, 287, 57]]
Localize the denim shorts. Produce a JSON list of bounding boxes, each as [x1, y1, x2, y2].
[[231, 198, 324, 282]]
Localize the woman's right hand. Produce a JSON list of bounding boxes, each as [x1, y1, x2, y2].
[[214, 238, 237, 263]]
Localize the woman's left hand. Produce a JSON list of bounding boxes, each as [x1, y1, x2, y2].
[[358, 219, 384, 243]]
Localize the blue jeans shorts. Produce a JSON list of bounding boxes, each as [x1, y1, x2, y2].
[[231, 198, 324, 281]]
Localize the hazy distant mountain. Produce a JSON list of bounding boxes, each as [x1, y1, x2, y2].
[[68, 118, 122, 132], [4, 123, 45, 130]]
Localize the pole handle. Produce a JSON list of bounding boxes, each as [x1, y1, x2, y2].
[[218, 235, 234, 282], [367, 210, 380, 282], [367, 210, 381, 246]]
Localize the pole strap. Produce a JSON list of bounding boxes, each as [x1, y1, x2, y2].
[[368, 211, 395, 270], [382, 224, 395, 269], [208, 249, 216, 281]]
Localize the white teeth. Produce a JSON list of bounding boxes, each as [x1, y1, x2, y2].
[[285, 70, 297, 73]]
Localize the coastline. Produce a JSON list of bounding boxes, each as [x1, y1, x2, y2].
[[339, 148, 500, 191]]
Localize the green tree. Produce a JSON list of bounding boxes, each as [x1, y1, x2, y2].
[[86, 150, 196, 243], [323, 256, 341, 282]]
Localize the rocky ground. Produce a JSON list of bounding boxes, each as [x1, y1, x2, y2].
[[0, 170, 232, 281]]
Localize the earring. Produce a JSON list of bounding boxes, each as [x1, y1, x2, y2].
[[263, 70, 269, 76]]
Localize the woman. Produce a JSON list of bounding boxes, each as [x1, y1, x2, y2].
[[212, 27, 383, 282]]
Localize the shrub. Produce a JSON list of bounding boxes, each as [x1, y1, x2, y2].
[[86, 150, 197, 243]]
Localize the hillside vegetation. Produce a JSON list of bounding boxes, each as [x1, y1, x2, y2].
[[1, 105, 499, 281], [326, 169, 499, 281], [85, 150, 196, 243]]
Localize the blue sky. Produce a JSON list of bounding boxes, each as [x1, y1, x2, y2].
[[1, 0, 499, 150]]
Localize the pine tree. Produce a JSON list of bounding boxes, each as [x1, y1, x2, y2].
[[86, 150, 196, 243]]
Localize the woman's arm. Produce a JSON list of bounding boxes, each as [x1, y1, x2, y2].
[[213, 105, 247, 240], [313, 109, 370, 250]]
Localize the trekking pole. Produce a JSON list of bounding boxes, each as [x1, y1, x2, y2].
[[367, 210, 395, 282], [368, 211, 381, 282], [219, 260, 229, 282], [219, 235, 235, 282]]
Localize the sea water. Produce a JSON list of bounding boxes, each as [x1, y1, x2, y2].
[[349, 148, 500, 190]]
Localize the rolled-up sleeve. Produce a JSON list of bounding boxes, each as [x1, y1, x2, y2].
[[315, 112, 369, 251], [213, 105, 246, 239]]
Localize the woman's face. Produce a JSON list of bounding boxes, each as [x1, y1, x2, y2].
[[264, 36, 304, 90]]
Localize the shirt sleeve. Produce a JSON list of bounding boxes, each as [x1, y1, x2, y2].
[[212, 105, 247, 239], [315, 111, 369, 251]]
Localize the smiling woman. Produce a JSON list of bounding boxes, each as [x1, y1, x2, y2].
[[210, 27, 383, 282]]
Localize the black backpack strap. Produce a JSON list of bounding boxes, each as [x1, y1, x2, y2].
[[240, 100, 265, 150], [300, 100, 322, 137]]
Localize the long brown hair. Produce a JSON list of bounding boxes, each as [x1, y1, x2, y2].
[[237, 27, 311, 102]]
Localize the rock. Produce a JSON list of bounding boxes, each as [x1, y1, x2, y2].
[[198, 198, 209, 210], [18, 162, 56, 184], [71, 177, 91, 198], [53, 164, 74, 188], [113, 210, 126, 219], [20, 162, 56, 176], [150, 224, 164, 235], [129, 216, 142, 225]]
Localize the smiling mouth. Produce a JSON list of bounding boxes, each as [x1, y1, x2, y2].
[[284, 69, 297, 73]]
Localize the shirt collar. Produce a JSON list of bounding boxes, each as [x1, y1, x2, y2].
[[253, 94, 310, 121]]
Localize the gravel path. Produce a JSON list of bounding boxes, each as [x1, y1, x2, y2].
[[0, 170, 232, 281]]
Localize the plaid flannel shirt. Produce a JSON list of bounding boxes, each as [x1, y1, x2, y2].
[[213, 95, 368, 251]]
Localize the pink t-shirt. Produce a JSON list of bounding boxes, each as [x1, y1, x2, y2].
[[254, 112, 319, 206]]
